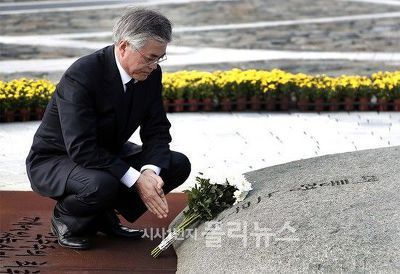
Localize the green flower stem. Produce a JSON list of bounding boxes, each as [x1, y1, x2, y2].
[[151, 213, 200, 258]]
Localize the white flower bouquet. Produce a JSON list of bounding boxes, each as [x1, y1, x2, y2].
[[151, 173, 252, 258]]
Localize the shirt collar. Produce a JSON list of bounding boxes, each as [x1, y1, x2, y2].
[[114, 48, 135, 91]]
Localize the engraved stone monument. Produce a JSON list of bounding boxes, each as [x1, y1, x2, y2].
[[171, 146, 400, 273]]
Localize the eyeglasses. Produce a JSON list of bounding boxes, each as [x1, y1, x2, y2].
[[130, 43, 167, 65]]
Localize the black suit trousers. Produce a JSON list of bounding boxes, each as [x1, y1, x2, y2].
[[55, 149, 191, 235]]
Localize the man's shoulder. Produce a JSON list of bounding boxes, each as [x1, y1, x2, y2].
[[61, 46, 113, 87], [69, 46, 111, 74]]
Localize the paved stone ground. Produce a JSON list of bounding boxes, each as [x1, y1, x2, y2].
[[0, 0, 399, 81], [1, 112, 400, 191]]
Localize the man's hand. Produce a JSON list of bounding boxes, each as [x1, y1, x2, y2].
[[135, 170, 169, 218]]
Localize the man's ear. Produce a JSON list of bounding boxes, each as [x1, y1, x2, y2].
[[118, 40, 129, 57]]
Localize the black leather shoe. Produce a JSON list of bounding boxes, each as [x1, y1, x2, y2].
[[98, 211, 144, 239], [51, 215, 90, 250]]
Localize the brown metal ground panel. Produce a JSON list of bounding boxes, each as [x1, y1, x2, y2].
[[0, 191, 187, 273]]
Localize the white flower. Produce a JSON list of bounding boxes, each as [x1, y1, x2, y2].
[[233, 189, 251, 205], [230, 175, 252, 205], [198, 171, 252, 205], [234, 176, 253, 192]]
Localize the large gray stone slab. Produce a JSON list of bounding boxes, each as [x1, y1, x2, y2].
[[171, 146, 400, 273]]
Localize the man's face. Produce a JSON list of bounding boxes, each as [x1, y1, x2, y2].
[[117, 39, 167, 81]]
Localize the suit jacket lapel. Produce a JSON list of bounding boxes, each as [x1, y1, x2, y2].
[[103, 45, 126, 144]]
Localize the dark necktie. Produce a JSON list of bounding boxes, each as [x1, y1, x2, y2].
[[126, 78, 135, 94], [122, 79, 135, 126]]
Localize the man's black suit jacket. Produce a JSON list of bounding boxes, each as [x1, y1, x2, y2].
[[26, 45, 172, 197]]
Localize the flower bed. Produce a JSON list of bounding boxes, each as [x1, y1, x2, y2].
[[0, 78, 54, 122], [162, 69, 400, 112], [1, 70, 399, 122]]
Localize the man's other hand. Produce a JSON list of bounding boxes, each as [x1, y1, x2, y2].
[[135, 170, 169, 218]]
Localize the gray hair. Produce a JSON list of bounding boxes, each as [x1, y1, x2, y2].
[[112, 8, 172, 49]]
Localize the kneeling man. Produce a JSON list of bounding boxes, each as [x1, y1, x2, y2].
[[26, 8, 191, 250]]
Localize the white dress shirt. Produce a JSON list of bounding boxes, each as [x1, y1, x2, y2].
[[114, 50, 161, 188]]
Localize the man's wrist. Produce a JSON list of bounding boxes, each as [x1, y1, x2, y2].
[[141, 169, 156, 174], [121, 167, 141, 188], [140, 165, 161, 175]]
